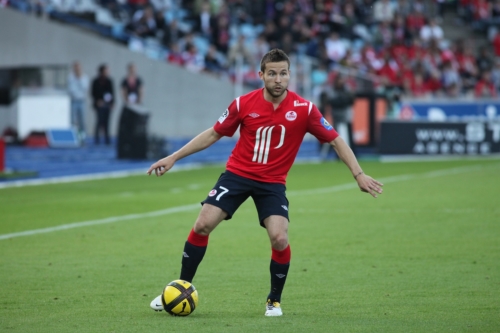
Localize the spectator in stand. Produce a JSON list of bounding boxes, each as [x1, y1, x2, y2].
[[182, 43, 205, 73], [126, 0, 148, 17], [160, 18, 184, 48], [212, 15, 230, 53], [340, 2, 361, 40], [390, 39, 408, 65], [395, 0, 412, 17], [455, 41, 479, 92], [67, 61, 89, 142], [406, 6, 426, 39], [392, 14, 411, 45], [279, 33, 296, 56], [276, 15, 292, 43], [91, 64, 114, 145], [492, 30, 500, 57], [476, 46, 494, 72], [357, 0, 375, 27], [227, 35, 254, 67], [167, 42, 184, 66], [441, 61, 461, 96], [425, 69, 443, 96], [193, 1, 216, 41], [491, 59, 500, 91], [376, 52, 401, 89], [121, 63, 143, 106], [263, 20, 281, 50], [405, 37, 424, 62], [373, 0, 396, 23], [290, 14, 312, 47], [474, 70, 498, 97], [472, 0, 490, 23], [204, 44, 225, 76], [228, 0, 252, 24], [372, 21, 394, 50], [423, 39, 444, 74], [252, 33, 271, 68], [325, 31, 347, 64], [99, 0, 127, 20], [149, 0, 171, 13], [126, 5, 157, 38], [407, 72, 430, 97], [419, 17, 444, 44]]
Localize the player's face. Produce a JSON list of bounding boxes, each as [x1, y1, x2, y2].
[[259, 61, 290, 99]]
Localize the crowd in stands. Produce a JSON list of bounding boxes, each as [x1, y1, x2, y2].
[[4, 0, 500, 101]]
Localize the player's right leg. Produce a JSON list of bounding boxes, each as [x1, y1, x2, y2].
[[180, 204, 227, 282], [150, 204, 227, 312], [151, 171, 249, 312]]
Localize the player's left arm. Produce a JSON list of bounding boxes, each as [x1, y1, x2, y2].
[[330, 136, 383, 198]]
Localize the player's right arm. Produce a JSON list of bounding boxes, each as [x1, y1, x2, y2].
[[147, 127, 222, 176]]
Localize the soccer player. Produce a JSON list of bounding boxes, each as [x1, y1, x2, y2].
[[147, 49, 383, 316]]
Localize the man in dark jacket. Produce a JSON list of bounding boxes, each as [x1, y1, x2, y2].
[[91, 64, 115, 145], [319, 73, 355, 160]]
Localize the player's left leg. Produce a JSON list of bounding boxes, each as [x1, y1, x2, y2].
[[263, 215, 290, 316]]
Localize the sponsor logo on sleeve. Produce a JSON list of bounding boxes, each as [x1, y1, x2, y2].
[[208, 189, 217, 197], [294, 100, 308, 107], [321, 117, 333, 130], [285, 111, 297, 121], [218, 109, 229, 124]]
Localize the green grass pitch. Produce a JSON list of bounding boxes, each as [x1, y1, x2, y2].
[[0, 158, 499, 333]]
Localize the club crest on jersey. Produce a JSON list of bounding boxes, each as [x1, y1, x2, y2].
[[285, 111, 297, 121], [294, 100, 308, 107], [218, 109, 229, 124], [208, 189, 217, 197], [321, 117, 333, 130]]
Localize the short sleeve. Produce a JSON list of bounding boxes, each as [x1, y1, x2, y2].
[[213, 99, 241, 137], [307, 103, 339, 143]]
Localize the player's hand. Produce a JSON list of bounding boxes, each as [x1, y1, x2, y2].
[[356, 174, 383, 198], [146, 156, 175, 177]]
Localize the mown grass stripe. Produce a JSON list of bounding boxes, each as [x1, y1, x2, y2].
[[0, 163, 493, 241]]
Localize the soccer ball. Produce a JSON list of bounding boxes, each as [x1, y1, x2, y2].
[[161, 279, 199, 316]]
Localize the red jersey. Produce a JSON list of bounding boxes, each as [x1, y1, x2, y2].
[[213, 89, 339, 184]]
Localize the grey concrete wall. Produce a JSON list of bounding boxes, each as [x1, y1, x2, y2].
[[0, 8, 242, 138]]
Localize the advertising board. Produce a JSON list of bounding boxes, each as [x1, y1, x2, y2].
[[380, 121, 500, 155]]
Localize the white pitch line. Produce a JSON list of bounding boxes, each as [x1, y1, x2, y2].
[[0, 204, 200, 241], [0, 163, 494, 241], [0, 163, 206, 189]]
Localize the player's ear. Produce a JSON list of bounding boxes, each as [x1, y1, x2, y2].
[[258, 71, 264, 80]]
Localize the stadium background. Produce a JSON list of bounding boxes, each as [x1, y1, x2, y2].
[[1, 0, 499, 173], [0, 2, 499, 332]]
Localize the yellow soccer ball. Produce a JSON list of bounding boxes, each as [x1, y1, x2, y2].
[[162, 280, 199, 316]]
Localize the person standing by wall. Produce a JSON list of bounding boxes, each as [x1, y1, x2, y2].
[[121, 63, 143, 106], [67, 61, 89, 143], [319, 73, 355, 160], [91, 64, 115, 145]]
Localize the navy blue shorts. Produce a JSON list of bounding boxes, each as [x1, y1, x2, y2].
[[202, 171, 289, 227]]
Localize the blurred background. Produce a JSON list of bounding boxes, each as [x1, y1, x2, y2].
[[0, 0, 499, 182]]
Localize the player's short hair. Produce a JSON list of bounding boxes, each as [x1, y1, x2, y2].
[[260, 49, 290, 72]]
